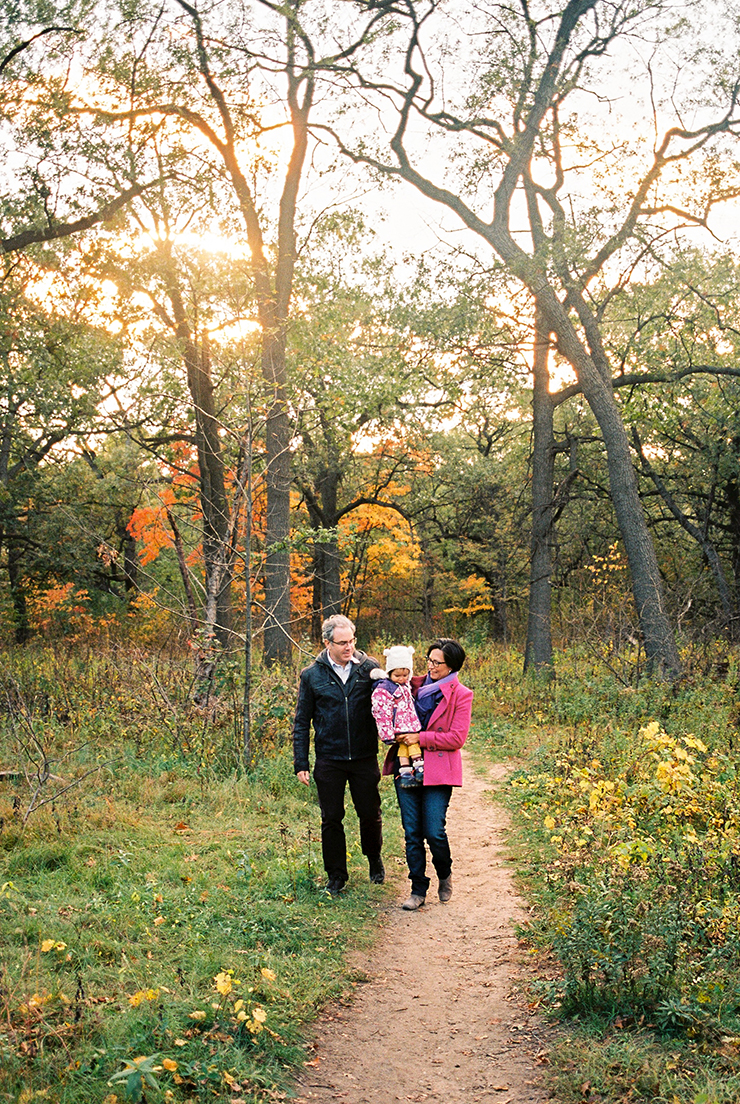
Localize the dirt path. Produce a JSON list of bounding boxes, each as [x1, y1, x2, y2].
[[292, 753, 553, 1104]]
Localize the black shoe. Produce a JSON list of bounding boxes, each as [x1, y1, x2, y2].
[[326, 876, 345, 897], [368, 858, 385, 884]]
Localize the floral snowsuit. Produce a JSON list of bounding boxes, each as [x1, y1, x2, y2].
[[371, 679, 422, 761]]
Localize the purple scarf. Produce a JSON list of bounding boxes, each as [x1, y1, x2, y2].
[[415, 672, 458, 728]]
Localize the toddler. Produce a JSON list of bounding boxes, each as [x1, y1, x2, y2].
[[371, 645, 423, 788]]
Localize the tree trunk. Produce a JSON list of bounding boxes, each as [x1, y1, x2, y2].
[[726, 460, 740, 617], [0, 405, 29, 643], [534, 284, 680, 677], [524, 307, 555, 678], [420, 535, 435, 636], [310, 537, 324, 644], [317, 467, 342, 618], [303, 464, 343, 639], [241, 424, 253, 770], [7, 542, 30, 644], [261, 325, 292, 665], [163, 254, 233, 647], [166, 507, 200, 636], [357, 0, 684, 679]]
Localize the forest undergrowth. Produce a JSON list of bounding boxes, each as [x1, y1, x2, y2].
[[0, 641, 403, 1104], [472, 641, 740, 1104], [2, 637, 740, 1103]]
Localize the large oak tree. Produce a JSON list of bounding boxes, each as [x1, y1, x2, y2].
[[329, 0, 740, 676]]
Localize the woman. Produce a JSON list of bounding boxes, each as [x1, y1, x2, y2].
[[382, 637, 473, 910]]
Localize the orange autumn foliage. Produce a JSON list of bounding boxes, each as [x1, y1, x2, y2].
[[127, 445, 200, 567]]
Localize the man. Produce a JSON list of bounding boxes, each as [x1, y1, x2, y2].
[[293, 614, 385, 896]]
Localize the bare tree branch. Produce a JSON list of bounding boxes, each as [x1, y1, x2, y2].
[[0, 25, 80, 74], [1, 178, 170, 253]]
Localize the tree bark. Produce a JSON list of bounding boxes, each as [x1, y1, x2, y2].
[[261, 326, 292, 664], [304, 464, 343, 638], [532, 280, 680, 677], [524, 307, 555, 677], [161, 250, 233, 646], [7, 542, 30, 644]]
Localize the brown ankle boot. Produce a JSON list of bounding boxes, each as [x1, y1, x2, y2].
[[401, 893, 425, 910]]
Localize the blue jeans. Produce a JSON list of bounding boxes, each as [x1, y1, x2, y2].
[[394, 781, 453, 897]]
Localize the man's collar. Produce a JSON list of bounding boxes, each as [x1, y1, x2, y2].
[[326, 651, 362, 669]]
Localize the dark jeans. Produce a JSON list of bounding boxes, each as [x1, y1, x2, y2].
[[313, 755, 383, 882], [395, 781, 453, 897]]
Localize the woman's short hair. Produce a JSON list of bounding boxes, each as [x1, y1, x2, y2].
[[427, 638, 466, 672]]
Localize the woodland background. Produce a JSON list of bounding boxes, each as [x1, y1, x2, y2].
[[3, 0, 740, 686], [7, 5, 740, 1102]]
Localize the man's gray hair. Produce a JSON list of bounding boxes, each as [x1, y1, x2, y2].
[[322, 614, 356, 643]]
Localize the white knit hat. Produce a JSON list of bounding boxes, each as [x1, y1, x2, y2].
[[383, 645, 415, 675]]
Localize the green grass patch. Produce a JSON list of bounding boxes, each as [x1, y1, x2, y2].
[[468, 642, 740, 1103], [0, 644, 405, 1104]]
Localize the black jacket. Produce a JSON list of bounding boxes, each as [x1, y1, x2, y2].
[[292, 650, 379, 772]]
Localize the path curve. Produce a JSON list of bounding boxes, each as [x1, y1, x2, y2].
[[292, 753, 553, 1104]]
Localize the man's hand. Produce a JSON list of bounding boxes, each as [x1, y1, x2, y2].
[[297, 770, 310, 786]]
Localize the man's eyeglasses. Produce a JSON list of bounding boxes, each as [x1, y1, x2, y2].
[[333, 637, 355, 647]]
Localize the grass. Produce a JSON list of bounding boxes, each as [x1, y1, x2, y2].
[[7, 633, 740, 1104], [464, 642, 740, 1104], [0, 643, 406, 1104]]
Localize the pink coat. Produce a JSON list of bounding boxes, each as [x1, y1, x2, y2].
[[382, 674, 473, 786], [371, 682, 421, 744]]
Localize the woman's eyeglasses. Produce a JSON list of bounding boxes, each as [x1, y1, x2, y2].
[[427, 658, 446, 668]]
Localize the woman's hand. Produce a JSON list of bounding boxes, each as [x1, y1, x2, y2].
[[395, 732, 417, 743]]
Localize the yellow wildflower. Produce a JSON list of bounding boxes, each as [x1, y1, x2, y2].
[[214, 972, 232, 996]]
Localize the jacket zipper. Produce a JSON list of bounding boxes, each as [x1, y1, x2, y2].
[[344, 689, 351, 759], [322, 653, 360, 760]]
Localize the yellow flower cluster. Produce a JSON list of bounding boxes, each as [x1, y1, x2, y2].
[[198, 967, 276, 1036], [128, 988, 160, 1008], [509, 716, 740, 1018], [512, 720, 732, 878]]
